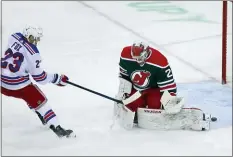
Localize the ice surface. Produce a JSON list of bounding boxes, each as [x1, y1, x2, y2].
[[2, 1, 232, 156]]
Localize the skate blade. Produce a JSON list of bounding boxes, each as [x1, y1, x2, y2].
[[66, 132, 76, 138]]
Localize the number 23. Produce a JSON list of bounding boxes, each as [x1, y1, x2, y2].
[[1, 48, 24, 73]]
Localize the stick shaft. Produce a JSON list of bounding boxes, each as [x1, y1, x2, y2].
[[67, 81, 122, 104]]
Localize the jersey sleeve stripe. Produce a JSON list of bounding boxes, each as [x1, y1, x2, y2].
[[119, 65, 127, 72], [32, 71, 46, 77], [1, 77, 28, 83], [24, 43, 36, 55], [1, 75, 29, 79], [160, 87, 177, 92], [1, 79, 29, 85], [120, 66, 128, 75], [157, 79, 174, 85], [14, 33, 21, 39], [158, 82, 175, 88], [1, 75, 30, 85], [11, 34, 37, 55], [35, 74, 47, 82], [12, 34, 20, 40], [119, 71, 129, 76], [160, 85, 176, 92], [32, 71, 47, 82], [159, 83, 177, 91]]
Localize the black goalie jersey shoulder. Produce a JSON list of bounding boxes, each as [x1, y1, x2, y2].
[[119, 65, 129, 77]]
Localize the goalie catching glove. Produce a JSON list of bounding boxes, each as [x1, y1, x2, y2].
[[52, 74, 69, 86], [161, 91, 185, 114]]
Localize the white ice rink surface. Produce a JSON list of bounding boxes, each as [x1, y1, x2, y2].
[[2, 1, 232, 156]]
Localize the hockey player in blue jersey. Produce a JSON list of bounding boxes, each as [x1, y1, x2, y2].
[[1, 25, 76, 138]]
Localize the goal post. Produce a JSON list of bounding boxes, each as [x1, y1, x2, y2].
[[222, 1, 232, 85], [222, 1, 227, 84]]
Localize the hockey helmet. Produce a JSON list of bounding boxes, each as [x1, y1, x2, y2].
[[22, 24, 43, 46], [131, 41, 150, 65]]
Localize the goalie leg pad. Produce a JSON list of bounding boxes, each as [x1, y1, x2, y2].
[[113, 97, 122, 118], [118, 106, 135, 130], [183, 108, 210, 131], [137, 108, 210, 131]]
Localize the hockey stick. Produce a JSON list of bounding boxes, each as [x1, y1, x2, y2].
[[66, 81, 141, 105]]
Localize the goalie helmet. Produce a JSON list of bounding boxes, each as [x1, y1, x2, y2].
[[131, 41, 150, 66], [22, 24, 43, 46]]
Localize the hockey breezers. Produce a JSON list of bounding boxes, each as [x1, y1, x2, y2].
[[66, 81, 141, 105]]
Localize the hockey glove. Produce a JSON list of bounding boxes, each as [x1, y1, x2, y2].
[[160, 91, 184, 114], [52, 74, 69, 86]]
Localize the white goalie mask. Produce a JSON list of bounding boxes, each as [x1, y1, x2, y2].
[[131, 42, 150, 66], [22, 24, 43, 46]]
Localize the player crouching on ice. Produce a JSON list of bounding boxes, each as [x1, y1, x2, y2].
[[1, 25, 75, 138], [114, 41, 214, 131]]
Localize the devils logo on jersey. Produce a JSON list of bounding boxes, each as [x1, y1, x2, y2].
[[131, 70, 151, 88]]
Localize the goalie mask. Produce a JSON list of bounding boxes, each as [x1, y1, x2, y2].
[[22, 25, 43, 46], [131, 42, 150, 66]]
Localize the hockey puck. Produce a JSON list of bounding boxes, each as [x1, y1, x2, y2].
[[211, 117, 217, 122]]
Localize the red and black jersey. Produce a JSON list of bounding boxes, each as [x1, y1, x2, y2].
[[119, 46, 177, 95]]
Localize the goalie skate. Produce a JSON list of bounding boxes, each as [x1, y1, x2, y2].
[[204, 113, 217, 122]]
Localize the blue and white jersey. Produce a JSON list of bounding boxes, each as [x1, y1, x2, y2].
[[1, 33, 56, 90]]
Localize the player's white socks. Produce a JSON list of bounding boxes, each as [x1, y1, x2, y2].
[[36, 104, 59, 127]]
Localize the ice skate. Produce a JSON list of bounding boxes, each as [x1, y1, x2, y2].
[[50, 125, 76, 138]]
